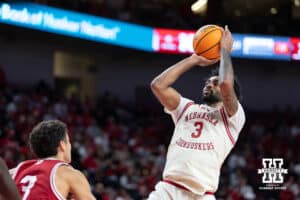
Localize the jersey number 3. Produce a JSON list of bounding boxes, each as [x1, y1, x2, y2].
[[191, 121, 204, 138], [20, 175, 37, 200]]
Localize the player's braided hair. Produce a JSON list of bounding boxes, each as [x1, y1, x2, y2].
[[29, 120, 67, 158], [210, 68, 242, 100]]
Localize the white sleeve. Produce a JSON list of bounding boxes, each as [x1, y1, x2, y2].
[[164, 96, 194, 124], [227, 102, 246, 134]]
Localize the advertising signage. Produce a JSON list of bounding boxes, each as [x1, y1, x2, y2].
[[152, 28, 194, 54], [0, 2, 298, 61], [290, 37, 300, 60], [152, 29, 291, 60], [152, 29, 245, 57], [242, 35, 290, 60], [0, 2, 153, 51]]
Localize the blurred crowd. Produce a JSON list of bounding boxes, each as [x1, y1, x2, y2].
[[0, 81, 300, 200], [21, 0, 199, 29]]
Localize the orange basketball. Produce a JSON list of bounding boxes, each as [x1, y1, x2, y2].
[[193, 25, 223, 60]]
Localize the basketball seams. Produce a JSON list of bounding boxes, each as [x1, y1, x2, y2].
[[194, 28, 222, 57], [194, 28, 220, 52], [198, 41, 220, 56]]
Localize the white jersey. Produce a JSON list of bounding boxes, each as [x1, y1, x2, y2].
[[163, 96, 245, 195]]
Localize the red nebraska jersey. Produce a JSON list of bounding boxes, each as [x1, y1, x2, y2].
[[12, 159, 69, 200]]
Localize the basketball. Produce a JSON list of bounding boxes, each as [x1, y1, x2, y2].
[[193, 25, 223, 60]]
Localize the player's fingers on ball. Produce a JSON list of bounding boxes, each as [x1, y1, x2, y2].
[[220, 26, 225, 33], [200, 56, 210, 62], [210, 59, 219, 64], [207, 57, 218, 63]]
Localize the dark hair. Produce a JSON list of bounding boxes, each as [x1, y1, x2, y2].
[[210, 69, 242, 100], [29, 120, 67, 158]]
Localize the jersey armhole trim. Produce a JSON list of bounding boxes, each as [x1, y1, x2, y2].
[[176, 102, 194, 124], [12, 162, 24, 180], [220, 107, 235, 145], [50, 162, 68, 200]]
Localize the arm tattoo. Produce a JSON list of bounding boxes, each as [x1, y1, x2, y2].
[[219, 48, 234, 83], [219, 48, 238, 116]]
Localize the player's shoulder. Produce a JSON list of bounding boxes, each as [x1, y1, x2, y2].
[[179, 96, 198, 109], [19, 159, 61, 168], [14, 159, 36, 169], [20, 159, 36, 164], [56, 163, 73, 172], [233, 101, 245, 116], [56, 165, 83, 179], [9, 160, 35, 178]]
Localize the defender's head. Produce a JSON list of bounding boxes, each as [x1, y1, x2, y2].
[[29, 120, 71, 163]]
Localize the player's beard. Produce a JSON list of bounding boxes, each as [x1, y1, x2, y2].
[[202, 92, 221, 105]]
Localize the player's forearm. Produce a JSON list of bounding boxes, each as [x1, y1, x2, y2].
[[219, 48, 238, 116], [219, 48, 234, 85], [151, 57, 196, 89]]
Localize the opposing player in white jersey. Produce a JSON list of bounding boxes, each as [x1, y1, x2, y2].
[[148, 25, 245, 200]]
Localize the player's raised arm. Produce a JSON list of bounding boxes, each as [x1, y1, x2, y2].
[[151, 54, 218, 111], [59, 166, 96, 200], [219, 25, 238, 117], [0, 158, 21, 200]]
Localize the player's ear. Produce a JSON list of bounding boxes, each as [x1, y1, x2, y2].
[[58, 140, 66, 152]]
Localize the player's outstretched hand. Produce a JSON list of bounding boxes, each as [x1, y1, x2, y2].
[[220, 25, 233, 51], [189, 53, 219, 67]]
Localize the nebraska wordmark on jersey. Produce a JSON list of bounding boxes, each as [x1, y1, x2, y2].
[[163, 96, 245, 195]]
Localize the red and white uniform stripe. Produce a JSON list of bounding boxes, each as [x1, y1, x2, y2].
[[162, 96, 245, 196], [12, 159, 69, 200]]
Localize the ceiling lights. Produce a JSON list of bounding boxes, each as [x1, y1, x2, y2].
[[191, 0, 208, 14]]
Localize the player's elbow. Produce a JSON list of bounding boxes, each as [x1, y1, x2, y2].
[[150, 78, 165, 92]]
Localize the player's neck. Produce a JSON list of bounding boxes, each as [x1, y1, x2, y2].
[[205, 101, 223, 108], [48, 153, 65, 162]]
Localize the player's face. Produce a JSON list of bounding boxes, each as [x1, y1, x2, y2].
[[202, 76, 222, 104], [63, 133, 72, 163]]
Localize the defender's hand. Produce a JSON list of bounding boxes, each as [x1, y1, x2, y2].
[[189, 53, 219, 67]]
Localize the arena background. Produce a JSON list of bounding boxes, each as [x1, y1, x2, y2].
[[0, 0, 299, 199]]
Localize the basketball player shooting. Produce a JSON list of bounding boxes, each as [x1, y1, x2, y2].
[[10, 120, 96, 200], [148, 25, 245, 200]]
